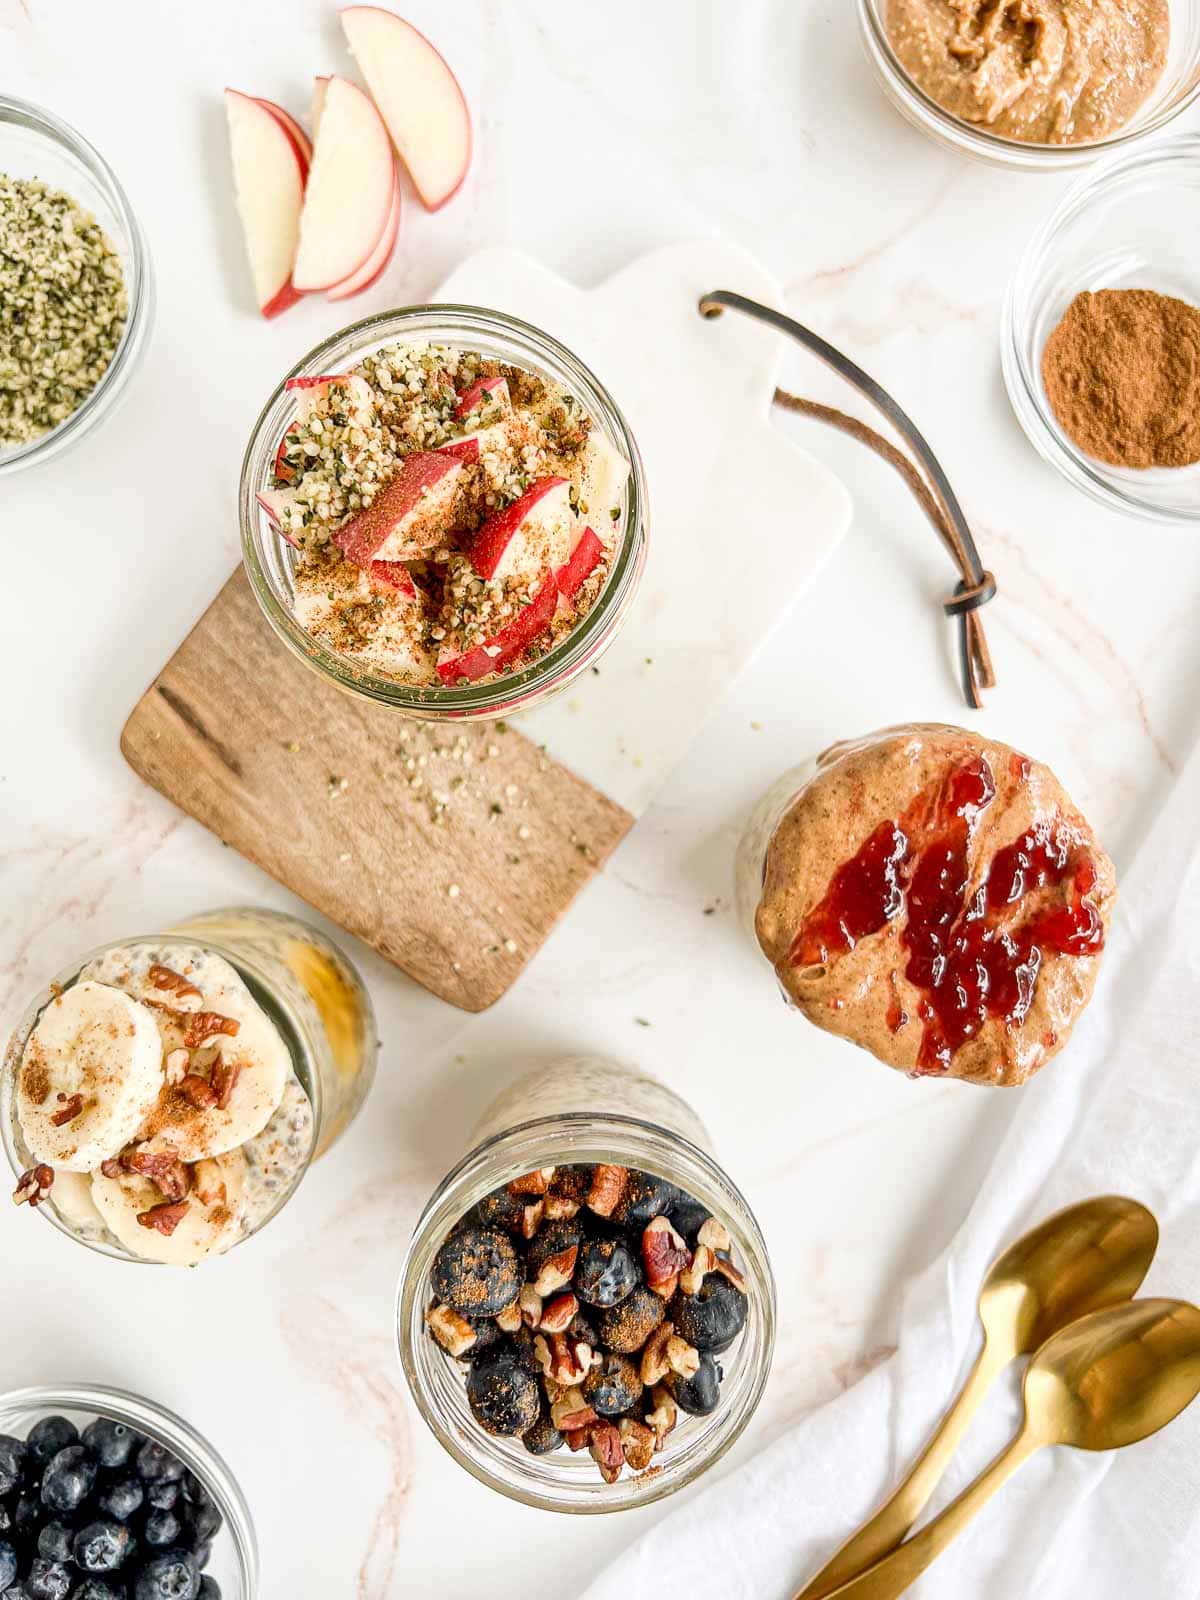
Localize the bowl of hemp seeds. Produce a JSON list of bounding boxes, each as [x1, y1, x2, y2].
[[0, 94, 152, 476]]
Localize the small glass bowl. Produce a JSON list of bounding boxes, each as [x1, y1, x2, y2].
[[0, 95, 153, 475], [856, 0, 1200, 171], [0, 1383, 256, 1596], [239, 305, 648, 722], [1003, 134, 1200, 523]]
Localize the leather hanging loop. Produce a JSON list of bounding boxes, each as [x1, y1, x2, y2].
[[699, 290, 998, 711]]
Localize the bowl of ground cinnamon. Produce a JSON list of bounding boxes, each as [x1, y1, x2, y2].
[[1003, 134, 1200, 523]]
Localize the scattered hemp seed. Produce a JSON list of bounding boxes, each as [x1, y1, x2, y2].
[[503, 939, 518, 954], [327, 775, 349, 798], [447, 884, 461, 899], [0, 175, 129, 448], [282, 740, 301, 753], [518, 825, 531, 841], [634, 1017, 652, 1028], [750, 721, 763, 731]]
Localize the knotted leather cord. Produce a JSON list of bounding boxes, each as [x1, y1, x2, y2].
[[698, 290, 997, 709]]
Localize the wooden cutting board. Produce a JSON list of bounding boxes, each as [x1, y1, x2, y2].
[[121, 568, 633, 1012], [122, 241, 852, 1012]]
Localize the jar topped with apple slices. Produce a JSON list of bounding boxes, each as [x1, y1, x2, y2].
[[241, 306, 647, 720]]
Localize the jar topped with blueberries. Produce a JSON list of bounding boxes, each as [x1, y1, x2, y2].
[[396, 1056, 776, 1512]]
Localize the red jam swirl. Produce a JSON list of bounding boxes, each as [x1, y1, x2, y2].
[[788, 756, 1104, 1074]]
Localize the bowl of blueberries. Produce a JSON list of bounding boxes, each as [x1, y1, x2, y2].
[[0, 1385, 256, 1598]]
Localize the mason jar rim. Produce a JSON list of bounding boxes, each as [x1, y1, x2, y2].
[[0, 94, 154, 476], [239, 303, 648, 719], [1, 930, 324, 1264], [396, 1110, 776, 1514], [0, 1382, 257, 1595], [856, 0, 1200, 171]]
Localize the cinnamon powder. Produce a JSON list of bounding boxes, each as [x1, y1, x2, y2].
[[1042, 288, 1200, 470]]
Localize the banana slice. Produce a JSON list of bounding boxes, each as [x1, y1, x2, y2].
[[48, 1169, 107, 1239], [577, 430, 629, 524], [91, 1149, 247, 1266], [81, 944, 291, 1163], [15, 982, 165, 1171]]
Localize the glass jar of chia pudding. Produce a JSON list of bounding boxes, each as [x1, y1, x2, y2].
[[1, 907, 376, 1265], [239, 305, 648, 722], [397, 1056, 776, 1514]]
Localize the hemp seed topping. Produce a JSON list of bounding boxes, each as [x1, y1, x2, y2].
[[0, 175, 128, 449]]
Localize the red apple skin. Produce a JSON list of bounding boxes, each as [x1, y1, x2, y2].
[[257, 98, 313, 165], [333, 451, 462, 566], [368, 560, 416, 597], [285, 373, 354, 392], [260, 279, 305, 320], [327, 173, 400, 302], [556, 526, 603, 600], [454, 375, 508, 421], [437, 435, 479, 463], [436, 571, 559, 685], [273, 434, 294, 482], [467, 476, 569, 583]]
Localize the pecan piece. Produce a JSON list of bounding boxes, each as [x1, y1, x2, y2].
[[178, 1074, 217, 1110], [148, 964, 204, 1009], [563, 1428, 591, 1453], [137, 1200, 190, 1236], [543, 1192, 580, 1221], [666, 1335, 700, 1379], [532, 1243, 578, 1298], [641, 1215, 691, 1290], [184, 1012, 240, 1050], [211, 1060, 241, 1110], [679, 1244, 714, 1298], [589, 1420, 625, 1484], [586, 1164, 628, 1219], [712, 1255, 747, 1292], [520, 1200, 545, 1241], [645, 1386, 678, 1447], [640, 1321, 675, 1387], [164, 1048, 189, 1086], [49, 1093, 84, 1127], [426, 1303, 477, 1358], [123, 1149, 192, 1204], [518, 1284, 543, 1328], [191, 1160, 227, 1207], [495, 1301, 522, 1334], [698, 1217, 731, 1253], [507, 1167, 555, 1197], [545, 1333, 591, 1385], [550, 1388, 598, 1433], [12, 1164, 54, 1208], [99, 1158, 122, 1179], [538, 1292, 579, 1335], [618, 1417, 656, 1473]]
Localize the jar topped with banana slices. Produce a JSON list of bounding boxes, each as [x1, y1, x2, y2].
[[1, 907, 377, 1265]]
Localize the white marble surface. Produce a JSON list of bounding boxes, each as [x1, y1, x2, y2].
[[4, 2, 1200, 1595]]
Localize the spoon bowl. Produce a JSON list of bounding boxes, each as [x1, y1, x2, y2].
[[1027, 1298, 1200, 1452]]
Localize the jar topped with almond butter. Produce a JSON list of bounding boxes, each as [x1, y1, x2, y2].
[[397, 1057, 775, 1513], [1, 907, 377, 1265]]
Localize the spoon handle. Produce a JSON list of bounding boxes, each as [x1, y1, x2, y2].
[[795, 1335, 1009, 1600], [809, 1427, 1041, 1600]]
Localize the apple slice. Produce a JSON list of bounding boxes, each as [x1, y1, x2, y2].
[[256, 486, 300, 546], [293, 75, 394, 293], [311, 76, 331, 140], [333, 451, 463, 565], [224, 88, 308, 319], [327, 167, 401, 301], [454, 375, 509, 422], [368, 559, 416, 597], [437, 571, 559, 685], [257, 97, 313, 165], [340, 7, 472, 211], [555, 525, 604, 600], [284, 372, 375, 425], [467, 477, 573, 585]]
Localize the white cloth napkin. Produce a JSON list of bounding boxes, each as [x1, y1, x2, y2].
[[581, 732, 1200, 1600]]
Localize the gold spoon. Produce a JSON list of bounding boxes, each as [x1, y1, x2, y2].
[[813, 1298, 1200, 1600], [797, 1195, 1158, 1600]]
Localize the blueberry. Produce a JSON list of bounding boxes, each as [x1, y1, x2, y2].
[[144, 1510, 182, 1549], [98, 1476, 144, 1521], [24, 1559, 72, 1600], [180, 1473, 208, 1508], [190, 1539, 212, 1569], [574, 1238, 639, 1308], [40, 1445, 97, 1514], [667, 1192, 710, 1243], [0, 1503, 10, 1533], [670, 1277, 747, 1354], [74, 1519, 134, 1572], [525, 1218, 582, 1282], [36, 1522, 73, 1563], [183, 1495, 221, 1546], [132, 1550, 200, 1600], [198, 1579, 222, 1600], [613, 1170, 678, 1228], [0, 1436, 28, 1496], [431, 1226, 522, 1317], [82, 1419, 140, 1472], [598, 1286, 664, 1354], [671, 1353, 723, 1416], [548, 1165, 592, 1206], [136, 1442, 185, 1487], [582, 1353, 643, 1417], [521, 1407, 563, 1456], [459, 1315, 502, 1362], [0, 1541, 16, 1590], [26, 1419, 77, 1465], [472, 1188, 525, 1233], [146, 1480, 179, 1512], [568, 1307, 599, 1348], [73, 1584, 127, 1600], [14, 1491, 41, 1536], [465, 1348, 540, 1437]]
